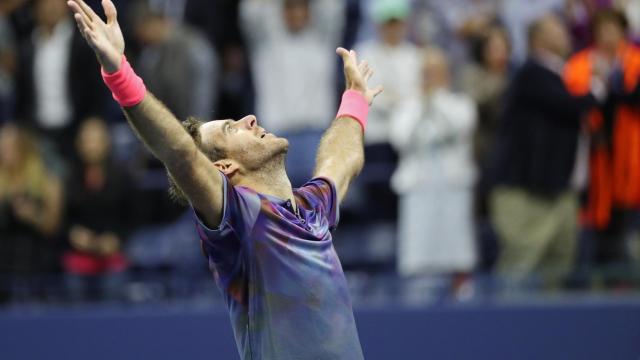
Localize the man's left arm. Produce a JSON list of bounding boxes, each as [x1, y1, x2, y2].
[[314, 48, 383, 203]]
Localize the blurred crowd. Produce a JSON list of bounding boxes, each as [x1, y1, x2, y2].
[[1, 0, 640, 305]]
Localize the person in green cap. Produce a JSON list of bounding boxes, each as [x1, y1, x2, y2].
[[354, 0, 421, 221]]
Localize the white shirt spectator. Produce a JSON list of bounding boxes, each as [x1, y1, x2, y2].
[[355, 40, 421, 144], [33, 19, 73, 129], [390, 90, 477, 192], [390, 89, 477, 275], [240, 0, 344, 134]]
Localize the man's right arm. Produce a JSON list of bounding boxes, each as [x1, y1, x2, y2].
[[67, 0, 223, 227], [122, 94, 224, 227]]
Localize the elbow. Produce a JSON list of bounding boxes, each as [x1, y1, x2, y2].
[[164, 138, 199, 169]]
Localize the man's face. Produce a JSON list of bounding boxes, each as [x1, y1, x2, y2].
[[35, 0, 68, 29], [76, 117, 111, 165], [595, 21, 625, 54], [379, 19, 407, 46], [540, 16, 571, 58], [484, 29, 510, 71], [422, 51, 450, 92], [134, 17, 167, 46], [283, 2, 310, 33], [199, 115, 289, 173]]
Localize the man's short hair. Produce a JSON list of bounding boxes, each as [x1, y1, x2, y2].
[[527, 16, 548, 50], [167, 117, 225, 205], [592, 8, 629, 34]]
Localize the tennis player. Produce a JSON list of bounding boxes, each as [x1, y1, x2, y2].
[[67, 0, 382, 358]]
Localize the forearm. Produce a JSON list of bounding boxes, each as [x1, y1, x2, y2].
[[122, 93, 198, 167], [314, 118, 364, 200]]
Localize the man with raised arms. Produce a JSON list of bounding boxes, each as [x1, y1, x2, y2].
[[67, 0, 383, 359]]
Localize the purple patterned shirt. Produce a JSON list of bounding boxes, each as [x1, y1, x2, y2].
[[194, 175, 364, 360]]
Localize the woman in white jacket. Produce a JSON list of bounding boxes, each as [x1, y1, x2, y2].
[[390, 48, 478, 277]]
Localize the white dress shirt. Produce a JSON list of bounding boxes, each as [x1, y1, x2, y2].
[[33, 19, 74, 129]]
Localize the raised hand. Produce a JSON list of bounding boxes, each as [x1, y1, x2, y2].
[[67, 0, 124, 73], [337, 47, 384, 105]]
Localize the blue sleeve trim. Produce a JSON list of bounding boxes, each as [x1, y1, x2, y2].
[[191, 173, 229, 233]]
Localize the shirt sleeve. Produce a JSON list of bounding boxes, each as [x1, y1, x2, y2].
[[296, 177, 340, 231], [192, 175, 260, 288]]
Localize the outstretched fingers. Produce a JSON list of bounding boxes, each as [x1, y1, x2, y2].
[[371, 85, 384, 98], [74, 0, 103, 25], [358, 61, 374, 81], [68, 1, 93, 30], [336, 47, 351, 65], [102, 0, 118, 25], [72, 12, 91, 36], [71, 11, 98, 48]]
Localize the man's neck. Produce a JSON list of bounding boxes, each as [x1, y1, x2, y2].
[[235, 161, 297, 210]]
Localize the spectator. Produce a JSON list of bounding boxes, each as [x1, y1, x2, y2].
[[132, 0, 218, 121], [489, 14, 600, 287], [564, 0, 622, 51], [390, 48, 477, 279], [460, 25, 513, 270], [356, 0, 420, 150], [461, 25, 512, 192], [0, 123, 63, 299], [354, 0, 420, 221], [240, 0, 344, 186], [62, 117, 132, 301], [14, 0, 106, 158], [564, 9, 640, 286]]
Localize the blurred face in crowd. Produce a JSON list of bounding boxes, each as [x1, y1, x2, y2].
[[483, 28, 510, 72], [134, 16, 169, 46], [283, 0, 310, 33], [594, 19, 626, 56], [379, 19, 407, 46], [76, 117, 111, 166], [35, 0, 69, 30], [422, 48, 450, 93], [0, 124, 23, 169], [199, 116, 289, 177], [533, 15, 571, 59]]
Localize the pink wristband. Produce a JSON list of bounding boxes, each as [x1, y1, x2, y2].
[[336, 90, 369, 132], [101, 55, 147, 107]]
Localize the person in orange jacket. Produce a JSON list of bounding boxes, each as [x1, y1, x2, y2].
[[564, 9, 640, 286]]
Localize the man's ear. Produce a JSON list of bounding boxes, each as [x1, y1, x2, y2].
[[213, 159, 240, 177]]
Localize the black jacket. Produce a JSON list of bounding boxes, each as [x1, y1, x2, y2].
[[15, 23, 107, 136], [490, 58, 596, 196]]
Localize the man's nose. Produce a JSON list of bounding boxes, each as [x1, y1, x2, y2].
[[238, 115, 257, 129]]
